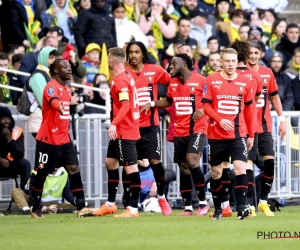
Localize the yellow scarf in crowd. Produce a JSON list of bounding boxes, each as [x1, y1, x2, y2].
[[201, 65, 215, 76], [292, 61, 300, 74], [180, 6, 189, 17], [147, 48, 160, 65], [220, 12, 230, 22], [269, 34, 280, 51], [0, 75, 12, 105], [124, 3, 136, 22], [152, 21, 164, 50]]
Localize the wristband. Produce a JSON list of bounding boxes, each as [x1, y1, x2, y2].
[[150, 101, 155, 107], [279, 116, 285, 122]]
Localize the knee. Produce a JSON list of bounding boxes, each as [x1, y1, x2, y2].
[[179, 163, 191, 175], [186, 154, 200, 169], [105, 158, 118, 170], [66, 165, 80, 175], [211, 166, 222, 179]]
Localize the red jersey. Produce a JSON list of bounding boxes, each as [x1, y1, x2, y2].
[[110, 71, 140, 140], [236, 67, 262, 133], [202, 72, 253, 140], [126, 64, 171, 128], [167, 74, 207, 137], [256, 66, 278, 133], [36, 79, 72, 145]]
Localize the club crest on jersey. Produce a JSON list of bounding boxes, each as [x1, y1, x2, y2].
[[148, 76, 152, 82], [190, 87, 195, 92], [203, 83, 207, 94], [263, 79, 267, 84], [239, 87, 243, 92], [47, 86, 55, 96]]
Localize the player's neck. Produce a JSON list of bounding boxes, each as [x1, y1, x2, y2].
[[246, 63, 259, 71], [54, 77, 66, 86], [130, 63, 144, 72], [237, 62, 246, 67], [113, 64, 125, 76], [220, 71, 238, 80], [179, 70, 192, 84]]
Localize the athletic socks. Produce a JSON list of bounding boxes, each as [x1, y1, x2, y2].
[[128, 172, 141, 208], [151, 162, 165, 196], [190, 166, 206, 204], [235, 174, 248, 209], [221, 168, 230, 203], [210, 177, 222, 211], [69, 172, 86, 210], [31, 173, 46, 211], [260, 159, 275, 200], [122, 167, 130, 206], [180, 173, 192, 207], [107, 169, 119, 203], [246, 169, 255, 205]]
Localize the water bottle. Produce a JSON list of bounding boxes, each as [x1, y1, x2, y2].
[[279, 198, 285, 207]]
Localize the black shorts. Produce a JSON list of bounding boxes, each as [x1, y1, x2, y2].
[[174, 133, 206, 164], [106, 139, 138, 166], [248, 133, 258, 161], [208, 137, 248, 166], [34, 140, 78, 175], [136, 126, 161, 160], [258, 132, 275, 157]]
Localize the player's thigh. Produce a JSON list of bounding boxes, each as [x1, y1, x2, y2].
[[258, 132, 275, 157], [34, 140, 62, 175], [173, 136, 188, 165], [208, 139, 230, 167], [186, 133, 206, 165], [229, 137, 248, 163], [61, 142, 80, 173], [139, 126, 161, 160], [116, 139, 138, 167], [106, 139, 118, 159], [248, 133, 258, 161]]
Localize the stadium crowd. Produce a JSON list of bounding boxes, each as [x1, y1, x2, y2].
[[0, 0, 298, 219]]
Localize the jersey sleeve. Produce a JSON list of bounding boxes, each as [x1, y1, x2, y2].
[[44, 84, 60, 104], [254, 73, 262, 96], [114, 78, 130, 102], [155, 66, 171, 85], [244, 79, 253, 106], [269, 71, 279, 96]]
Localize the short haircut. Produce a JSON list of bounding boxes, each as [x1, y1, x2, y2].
[[0, 52, 9, 60], [230, 9, 246, 20], [178, 17, 191, 26], [12, 53, 24, 64], [49, 58, 64, 77], [208, 52, 220, 61], [228, 39, 251, 63], [175, 53, 193, 70], [108, 47, 126, 62], [3, 44, 18, 54], [43, 36, 57, 46], [293, 47, 300, 56], [220, 48, 237, 59], [249, 41, 262, 51], [286, 23, 300, 33], [49, 49, 59, 57]]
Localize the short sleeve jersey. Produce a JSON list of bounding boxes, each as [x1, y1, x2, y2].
[[110, 71, 140, 140], [36, 79, 72, 145], [256, 66, 278, 133], [202, 72, 253, 140], [236, 67, 262, 133], [126, 64, 171, 128], [167, 74, 207, 137]]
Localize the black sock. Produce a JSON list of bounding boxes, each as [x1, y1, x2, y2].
[[151, 162, 165, 196], [210, 177, 222, 211], [69, 172, 86, 210], [122, 168, 130, 207], [107, 169, 119, 203], [180, 173, 192, 209], [221, 168, 230, 203], [128, 172, 141, 208], [260, 159, 274, 200], [246, 169, 254, 205], [190, 166, 206, 203], [31, 173, 46, 211], [235, 174, 248, 210]]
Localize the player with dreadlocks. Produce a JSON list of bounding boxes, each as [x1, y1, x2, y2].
[[140, 53, 210, 216], [121, 41, 172, 216], [30, 59, 96, 218]]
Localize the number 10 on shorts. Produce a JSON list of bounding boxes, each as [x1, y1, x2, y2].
[[39, 152, 49, 164]]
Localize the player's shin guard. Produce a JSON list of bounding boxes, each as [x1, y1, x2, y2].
[[246, 169, 255, 205], [31, 173, 46, 211], [190, 166, 206, 202], [235, 174, 248, 209], [107, 169, 119, 203], [69, 172, 86, 210], [180, 173, 192, 207], [221, 168, 230, 203], [128, 172, 141, 208], [210, 177, 222, 211], [122, 168, 130, 206], [260, 159, 274, 200], [151, 162, 165, 196]]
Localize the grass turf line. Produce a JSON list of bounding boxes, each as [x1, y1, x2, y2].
[[0, 206, 300, 250]]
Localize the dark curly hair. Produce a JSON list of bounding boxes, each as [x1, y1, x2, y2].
[[228, 39, 251, 63], [175, 53, 193, 70], [49, 58, 64, 77], [126, 41, 149, 64]]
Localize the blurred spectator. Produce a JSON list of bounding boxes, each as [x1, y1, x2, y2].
[[166, 0, 180, 22], [163, 36, 186, 69], [17, 36, 58, 88], [76, 0, 91, 13], [10, 0, 42, 52], [276, 23, 300, 68], [189, 9, 212, 49], [177, 0, 198, 18], [0, 0, 14, 52], [199, 35, 220, 68], [0, 52, 12, 105], [112, 2, 148, 48], [215, 9, 246, 47], [146, 33, 160, 65], [139, 0, 176, 54], [257, 40, 267, 66], [0, 106, 31, 191], [200, 52, 220, 76], [239, 0, 288, 13], [261, 9, 277, 39], [81, 43, 101, 84], [268, 51, 294, 111], [239, 22, 250, 41], [250, 8, 264, 27], [248, 25, 263, 43], [121, 0, 138, 23], [41, 0, 78, 44], [197, 0, 217, 14], [33, 0, 47, 20], [7, 53, 24, 105], [136, 0, 150, 22], [267, 18, 287, 51], [74, 0, 117, 58], [207, 0, 231, 34], [3, 44, 20, 67], [17, 45, 26, 55]]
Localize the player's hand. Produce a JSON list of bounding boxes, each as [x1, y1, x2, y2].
[[0, 157, 9, 168], [140, 102, 151, 115], [247, 137, 254, 151], [193, 108, 204, 120], [215, 67, 223, 72], [279, 120, 286, 140], [220, 119, 234, 131], [59, 101, 65, 115], [149, 182, 157, 197], [69, 50, 76, 64], [2, 127, 12, 141], [108, 124, 117, 140], [71, 96, 79, 105]]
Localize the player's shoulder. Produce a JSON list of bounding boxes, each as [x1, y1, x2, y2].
[[191, 72, 206, 81], [258, 65, 273, 74]]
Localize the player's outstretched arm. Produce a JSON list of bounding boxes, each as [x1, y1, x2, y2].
[[140, 98, 172, 115], [271, 94, 286, 140]]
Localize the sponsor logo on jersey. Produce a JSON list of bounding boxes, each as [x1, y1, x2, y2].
[[243, 74, 253, 80], [260, 74, 270, 78], [122, 88, 128, 92], [170, 83, 178, 87], [144, 72, 155, 76], [187, 83, 198, 86], [47, 86, 55, 96], [174, 96, 195, 101], [217, 95, 242, 100], [211, 81, 223, 85], [235, 82, 247, 86], [136, 86, 152, 92]]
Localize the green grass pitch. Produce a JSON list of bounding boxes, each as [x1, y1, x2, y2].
[[1, 206, 300, 250]]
